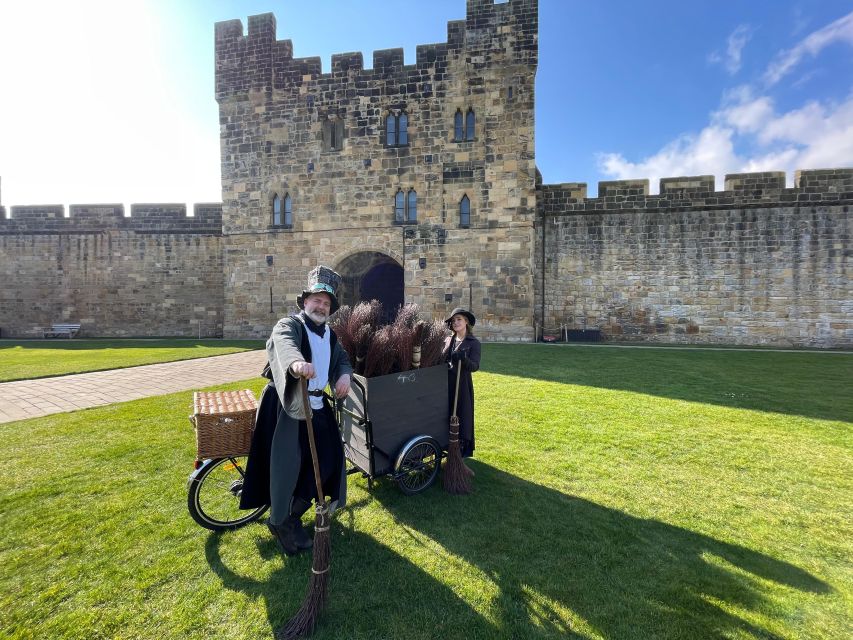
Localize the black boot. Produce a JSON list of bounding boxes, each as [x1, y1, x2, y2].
[[289, 497, 314, 552], [267, 519, 299, 556]]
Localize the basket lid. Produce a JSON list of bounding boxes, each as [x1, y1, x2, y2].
[[193, 389, 257, 416]]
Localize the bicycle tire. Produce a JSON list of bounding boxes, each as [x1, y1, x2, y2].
[[394, 436, 441, 495], [187, 456, 268, 531]]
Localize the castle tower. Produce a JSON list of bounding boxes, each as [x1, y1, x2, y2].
[[215, 0, 538, 339]]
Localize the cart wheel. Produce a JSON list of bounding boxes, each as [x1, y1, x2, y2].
[[394, 436, 441, 495], [187, 456, 268, 531]]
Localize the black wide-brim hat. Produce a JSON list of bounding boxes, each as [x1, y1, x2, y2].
[[445, 307, 476, 327], [297, 265, 341, 314]]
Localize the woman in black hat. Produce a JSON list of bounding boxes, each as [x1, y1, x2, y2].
[[442, 308, 481, 458]]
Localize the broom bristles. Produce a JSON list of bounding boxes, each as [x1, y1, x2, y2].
[[278, 504, 332, 640], [329, 305, 355, 360], [419, 320, 447, 369], [364, 325, 396, 378], [442, 417, 472, 494]]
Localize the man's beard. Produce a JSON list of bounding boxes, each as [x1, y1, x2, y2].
[[305, 309, 328, 324]]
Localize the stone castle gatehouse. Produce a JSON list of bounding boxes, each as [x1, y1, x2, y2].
[[1, 0, 850, 347]]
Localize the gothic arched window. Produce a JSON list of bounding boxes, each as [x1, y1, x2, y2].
[[272, 193, 292, 227], [460, 194, 470, 227], [386, 111, 409, 147], [394, 188, 417, 223], [407, 188, 417, 222], [283, 193, 292, 226], [454, 109, 464, 141], [395, 190, 405, 223], [273, 194, 281, 226], [465, 108, 475, 141], [386, 115, 397, 146]]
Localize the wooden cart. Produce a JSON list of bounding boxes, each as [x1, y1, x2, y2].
[[338, 364, 449, 494]]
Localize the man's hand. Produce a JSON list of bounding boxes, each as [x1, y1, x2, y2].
[[290, 361, 316, 379], [334, 374, 351, 399]]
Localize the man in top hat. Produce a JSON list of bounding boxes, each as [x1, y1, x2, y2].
[[240, 265, 353, 556]]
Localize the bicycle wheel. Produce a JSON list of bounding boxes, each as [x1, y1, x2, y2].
[[394, 436, 441, 495], [187, 456, 268, 531]]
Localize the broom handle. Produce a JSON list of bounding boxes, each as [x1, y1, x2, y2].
[[300, 378, 326, 503], [451, 355, 463, 418]]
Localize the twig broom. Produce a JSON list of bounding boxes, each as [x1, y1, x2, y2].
[[442, 361, 472, 494], [278, 380, 333, 639]]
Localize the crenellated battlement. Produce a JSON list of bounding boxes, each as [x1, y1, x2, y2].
[[215, 0, 537, 100], [539, 169, 853, 216], [331, 52, 364, 74], [0, 203, 223, 233], [372, 48, 405, 75]]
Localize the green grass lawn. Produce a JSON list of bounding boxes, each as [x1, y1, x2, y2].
[[0, 339, 264, 382], [0, 345, 850, 639]]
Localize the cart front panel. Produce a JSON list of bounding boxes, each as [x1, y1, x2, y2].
[[340, 364, 449, 477]]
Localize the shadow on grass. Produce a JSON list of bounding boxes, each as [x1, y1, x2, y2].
[[484, 344, 853, 423], [204, 497, 489, 639], [379, 462, 830, 639]]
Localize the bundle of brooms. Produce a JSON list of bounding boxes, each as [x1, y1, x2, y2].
[[331, 302, 446, 377]]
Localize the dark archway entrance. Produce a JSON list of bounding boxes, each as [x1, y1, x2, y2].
[[336, 252, 403, 324]]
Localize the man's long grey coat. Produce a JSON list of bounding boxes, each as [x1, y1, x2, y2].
[[239, 315, 353, 513]]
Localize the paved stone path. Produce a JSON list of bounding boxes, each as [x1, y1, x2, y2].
[[0, 350, 267, 424], [3, 343, 847, 425]]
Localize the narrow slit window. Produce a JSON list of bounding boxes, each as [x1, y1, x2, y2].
[[465, 109, 475, 141], [460, 195, 470, 226], [407, 189, 417, 222], [395, 190, 405, 222], [398, 113, 408, 145], [284, 194, 292, 226], [387, 114, 397, 146], [273, 194, 281, 225], [454, 109, 464, 141]]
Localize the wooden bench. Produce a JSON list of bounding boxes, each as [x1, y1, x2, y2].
[[43, 323, 81, 339]]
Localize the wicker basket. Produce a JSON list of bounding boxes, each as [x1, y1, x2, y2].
[[191, 389, 257, 459]]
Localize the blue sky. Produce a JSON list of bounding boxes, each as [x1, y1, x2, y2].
[[0, 0, 851, 207]]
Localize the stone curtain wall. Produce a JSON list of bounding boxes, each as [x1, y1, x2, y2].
[[223, 221, 534, 341], [536, 169, 852, 348], [215, 0, 538, 340], [0, 204, 224, 338]]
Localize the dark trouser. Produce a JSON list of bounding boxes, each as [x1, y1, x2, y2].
[[269, 403, 343, 524]]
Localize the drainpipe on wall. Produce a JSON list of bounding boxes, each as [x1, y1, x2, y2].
[[540, 212, 546, 342]]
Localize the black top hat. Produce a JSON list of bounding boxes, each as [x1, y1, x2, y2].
[[297, 265, 342, 314], [445, 307, 476, 327]]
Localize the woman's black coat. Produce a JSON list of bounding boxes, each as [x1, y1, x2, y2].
[[442, 333, 481, 457]]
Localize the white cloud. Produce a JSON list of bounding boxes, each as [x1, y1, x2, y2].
[[598, 126, 738, 191], [708, 24, 752, 75], [763, 10, 853, 86], [598, 89, 853, 192], [716, 88, 774, 133], [754, 101, 826, 145]]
